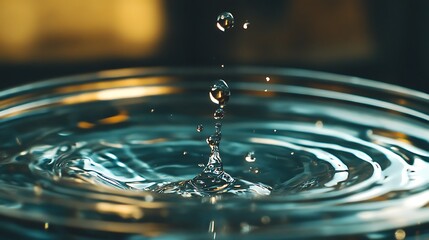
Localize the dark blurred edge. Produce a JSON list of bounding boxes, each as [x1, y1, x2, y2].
[[0, 1, 428, 93]]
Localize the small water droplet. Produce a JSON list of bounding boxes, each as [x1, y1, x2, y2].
[[214, 109, 225, 120], [265, 77, 270, 82], [264, 89, 268, 92], [183, 151, 188, 155], [243, 21, 250, 29], [216, 12, 234, 32], [221, 64, 225, 68], [245, 152, 256, 162], [315, 120, 324, 128], [150, 109, 155, 113], [273, 129, 277, 133], [209, 79, 230, 107], [249, 167, 259, 174], [197, 124, 204, 132]]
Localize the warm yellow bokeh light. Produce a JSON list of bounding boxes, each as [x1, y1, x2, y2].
[[0, 0, 165, 62]]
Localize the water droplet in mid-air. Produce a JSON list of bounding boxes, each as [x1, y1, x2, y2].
[[214, 109, 225, 120], [197, 124, 204, 132], [150, 78, 270, 197], [266, 77, 270, 82], [209, 79, 230, 107], [245, 151, 256, 162], [216, 12, 234, 32], [243, 21, 250, 29]]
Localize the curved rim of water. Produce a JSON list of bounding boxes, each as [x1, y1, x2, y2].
[[2, 66, 429, 102], [1, 66, 429, 237]]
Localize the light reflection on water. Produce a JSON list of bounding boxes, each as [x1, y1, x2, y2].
[[0, 67, 429, 239]]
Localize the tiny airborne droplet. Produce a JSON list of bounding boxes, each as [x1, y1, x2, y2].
[[216, 12, 234, 32], [243, 21, 250, 29], [214, 109, 225, 120], [209, 79, 231, 107], [197, 124, 204, 132], [245, 152, 256, 162], [266, 77, 270, 82]]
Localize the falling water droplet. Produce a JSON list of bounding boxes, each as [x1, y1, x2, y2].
[[214, 109, 225, 120], [150, 109, 155, 113], [209, 79, 230, 108], [245, 151, 256, 162], [249, 167, 259, 174], [266, 77, 270, 82], [243, 21, 250, 29], [216, 12, 234, 32], [197, 124, 204, 132]]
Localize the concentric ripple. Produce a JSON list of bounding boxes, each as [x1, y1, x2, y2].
[[0, 67, 429, 239]]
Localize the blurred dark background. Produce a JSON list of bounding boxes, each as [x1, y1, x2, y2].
[[0, 0, 429, 92]]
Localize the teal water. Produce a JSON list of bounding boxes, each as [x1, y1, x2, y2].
[[0, 68, 428, 239]]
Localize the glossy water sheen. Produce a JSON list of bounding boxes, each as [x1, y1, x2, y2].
[[1, 67, 429, 239], [216, 12, 234, 32]]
